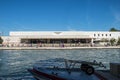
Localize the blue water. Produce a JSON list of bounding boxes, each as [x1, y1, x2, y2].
[[0, 49, 120, 80]]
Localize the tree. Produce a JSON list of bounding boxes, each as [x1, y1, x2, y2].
[[117, 37, 120, 45], [0, 37, 3, 44], [110, 38, 116, 46], [109, 27, 119, 32]]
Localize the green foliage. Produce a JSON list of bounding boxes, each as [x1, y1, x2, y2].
[[110, 38, 116, 46], [117, 37, 120, 45], [109, 27, 119, 32], [0, 37, 3, 44]]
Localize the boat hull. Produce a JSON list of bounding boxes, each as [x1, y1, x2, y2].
[[28, 68, 105, 80], [28, 68, 66, 80]]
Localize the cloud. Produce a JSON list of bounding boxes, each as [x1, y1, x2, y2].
[[67, 26, 76, 31], [114, 12, 120, 22], [112, 12, 120, 28], [11, 22, 30, 31], [110, 6, 120, 29]]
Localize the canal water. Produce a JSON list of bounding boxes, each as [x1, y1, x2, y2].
[[0, 49, 120, 80]]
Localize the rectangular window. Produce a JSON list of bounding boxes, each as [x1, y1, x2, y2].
[[94, 34, 96, 36], [110, 34, 111, 36], [102, 34, 104, 36], [106, 34, 107, 36], [98, 34, 100, 36]]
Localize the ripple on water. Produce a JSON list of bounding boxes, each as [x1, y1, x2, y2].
[[0, 49, 120, 79]]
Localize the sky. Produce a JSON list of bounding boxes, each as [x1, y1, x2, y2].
[[0, 0, 120, 35]]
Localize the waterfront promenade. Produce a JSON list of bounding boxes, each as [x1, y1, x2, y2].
[[0, 46, 120, 50]]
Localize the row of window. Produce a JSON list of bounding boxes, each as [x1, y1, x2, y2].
[[94, 34, 111, 37]]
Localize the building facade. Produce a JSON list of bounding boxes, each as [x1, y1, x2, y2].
[[1, 31, 120, 47]]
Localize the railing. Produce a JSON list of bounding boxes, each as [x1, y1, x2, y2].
[[1, 43, 92, 47], [1, 43, 119, 47]]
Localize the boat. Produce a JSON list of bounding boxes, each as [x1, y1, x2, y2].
[[28, 58, 107, 80]]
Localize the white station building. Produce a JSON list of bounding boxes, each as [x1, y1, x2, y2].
[[1, 31, 120, 46]]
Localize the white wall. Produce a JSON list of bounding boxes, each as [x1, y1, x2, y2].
[[1, 36, 20, 44], [87, 32, 120, 39], [10, 31, 120, 39], [1, 31, 119, 45]]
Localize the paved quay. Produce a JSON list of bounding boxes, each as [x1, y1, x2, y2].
[[0, 46, 120, 50]]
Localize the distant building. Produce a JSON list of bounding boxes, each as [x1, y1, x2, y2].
[[1, 31, 120, 46]]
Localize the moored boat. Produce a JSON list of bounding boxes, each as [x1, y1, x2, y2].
[[28, 58, 107, 80]]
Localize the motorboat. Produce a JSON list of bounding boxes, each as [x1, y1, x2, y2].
[[28, 58, 107, 80]]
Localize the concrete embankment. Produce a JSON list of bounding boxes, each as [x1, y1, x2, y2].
[[0, 46, 120, 50]]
